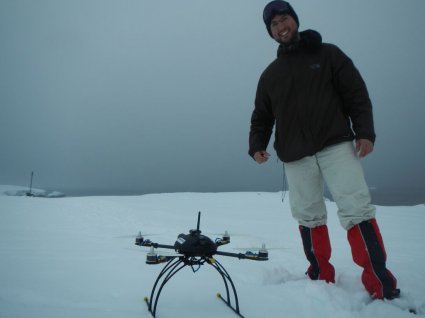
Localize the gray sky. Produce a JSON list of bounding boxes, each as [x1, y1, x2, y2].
[[1, 0, 424, 202]]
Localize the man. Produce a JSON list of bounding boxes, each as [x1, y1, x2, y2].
[[248, 0, 399, 299]]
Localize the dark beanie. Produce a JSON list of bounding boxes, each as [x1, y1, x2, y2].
[[263, 0, 299, 37]]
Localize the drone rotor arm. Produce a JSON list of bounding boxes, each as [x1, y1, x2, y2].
[[215, 250, 268, 261], [138, 239, 175, 250]]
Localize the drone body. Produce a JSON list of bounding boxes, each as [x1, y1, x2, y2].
[[135, 211, 268, 262], [174, 230, 217, 257]]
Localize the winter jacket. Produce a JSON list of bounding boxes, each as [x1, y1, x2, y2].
[[248, 30, 375, 163]]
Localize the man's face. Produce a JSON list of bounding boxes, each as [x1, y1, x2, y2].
[[270, 14, 298, 44]]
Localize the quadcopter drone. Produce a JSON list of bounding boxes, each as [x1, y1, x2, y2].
[[135, 211, 269, 318]]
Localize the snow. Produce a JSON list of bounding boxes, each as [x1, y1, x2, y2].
[[1, 185, 424, 318]]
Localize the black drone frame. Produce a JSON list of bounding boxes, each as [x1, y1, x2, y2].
[[135, 212, 269, 318]]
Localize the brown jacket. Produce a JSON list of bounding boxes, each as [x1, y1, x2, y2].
[[249, 30, 375, 162]]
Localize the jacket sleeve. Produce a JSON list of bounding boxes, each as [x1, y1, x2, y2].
[[331, 45, 376, 143], [248, 75, 275, 158]]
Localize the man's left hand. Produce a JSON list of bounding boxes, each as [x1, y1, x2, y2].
[[356, 139, 374, 158]]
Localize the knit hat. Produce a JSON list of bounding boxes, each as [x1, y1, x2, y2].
[[263, 0, 299, 37]]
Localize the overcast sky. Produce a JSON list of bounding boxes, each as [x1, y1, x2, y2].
[[1, 0, 424, 202]]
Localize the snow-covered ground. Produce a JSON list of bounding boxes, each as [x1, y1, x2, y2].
[[1, 185, 424, 318]]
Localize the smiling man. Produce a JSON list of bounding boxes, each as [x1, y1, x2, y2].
[[248, 0, 399, 300], [270, 10, 299, 44]]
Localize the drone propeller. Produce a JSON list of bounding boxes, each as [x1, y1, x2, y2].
[[114, 231, 159, 239], [144, 247, 182, 257], [124, 247, 177, 254], [212, 230, 230, 241], [126, 245, 183, 258], [232, 243, 288, 252], [207, 231, 250, 238]]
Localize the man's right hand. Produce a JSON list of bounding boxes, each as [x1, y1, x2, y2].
[[253, 151, 270, 164]]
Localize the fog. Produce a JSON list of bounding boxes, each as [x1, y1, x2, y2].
[[1, 0, 424, 204]]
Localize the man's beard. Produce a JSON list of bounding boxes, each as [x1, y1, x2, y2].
[[277, 29, 300, 46]]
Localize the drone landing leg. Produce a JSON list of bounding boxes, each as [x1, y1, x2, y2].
[[209, 259, 244, 318], [146, 257, 186, 317]]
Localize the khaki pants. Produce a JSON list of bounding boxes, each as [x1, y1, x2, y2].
[[283, 142, 376, 230]]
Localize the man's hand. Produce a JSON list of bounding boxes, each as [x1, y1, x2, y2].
[[356, 139, 374, 158], [253, 151, 270, 164]]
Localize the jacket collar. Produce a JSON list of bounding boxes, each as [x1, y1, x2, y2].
[[277, 29, 322, 56]]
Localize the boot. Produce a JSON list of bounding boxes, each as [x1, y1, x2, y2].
[[299, 225, 335, 283], [347, 218, 399, 299]]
